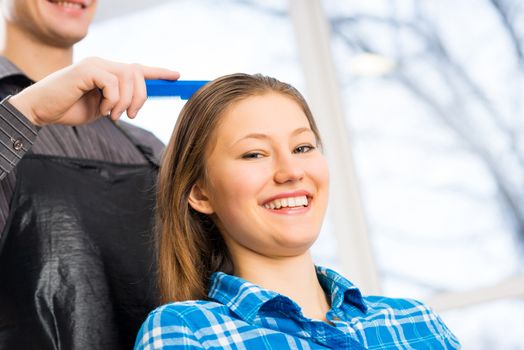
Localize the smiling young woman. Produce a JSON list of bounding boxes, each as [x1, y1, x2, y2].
[[135, 73, 461, 350]]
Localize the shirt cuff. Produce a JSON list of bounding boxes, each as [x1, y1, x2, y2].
[[0, 95, 40, 180]]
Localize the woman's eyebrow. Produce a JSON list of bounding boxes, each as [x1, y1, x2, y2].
[[230, 133, 269, 148], [229, 127, 314, 149], [292, 127, 313, 136]]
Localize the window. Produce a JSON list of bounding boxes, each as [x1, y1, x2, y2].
[[322, 0, 524, 347]]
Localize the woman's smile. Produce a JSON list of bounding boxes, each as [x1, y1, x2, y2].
[[261, 190, 312, 215]]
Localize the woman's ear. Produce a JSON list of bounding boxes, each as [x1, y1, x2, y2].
[[188, 182, 215, 214]]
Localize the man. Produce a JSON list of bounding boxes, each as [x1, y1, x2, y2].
[[0, 1, 179, 348]]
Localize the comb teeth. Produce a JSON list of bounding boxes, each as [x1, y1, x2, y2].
[[146, 80, 209, 99]]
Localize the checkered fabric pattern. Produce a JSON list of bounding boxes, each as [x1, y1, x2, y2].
[[135, 267, 460, 349]]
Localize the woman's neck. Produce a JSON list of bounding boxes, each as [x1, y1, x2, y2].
[[1, 22, 73, 81], [234, 252, 331, 321]]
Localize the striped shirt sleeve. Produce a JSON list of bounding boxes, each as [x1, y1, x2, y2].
[[0, 96, 39, 180]]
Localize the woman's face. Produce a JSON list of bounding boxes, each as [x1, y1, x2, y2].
[[189, 92, 329, 261]]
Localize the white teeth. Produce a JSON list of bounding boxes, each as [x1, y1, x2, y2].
[[53, 1, 83, 9], [263, 195, 308, 209]]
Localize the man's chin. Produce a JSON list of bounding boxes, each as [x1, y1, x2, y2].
[[45, 31, 88, 48]]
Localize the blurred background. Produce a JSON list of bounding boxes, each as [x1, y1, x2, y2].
[[77, 0, 524, 348]]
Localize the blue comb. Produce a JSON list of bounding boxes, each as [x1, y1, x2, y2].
[[146, 80, 208, 99]]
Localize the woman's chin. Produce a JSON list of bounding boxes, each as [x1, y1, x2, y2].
[[270, 236, 318, 257]]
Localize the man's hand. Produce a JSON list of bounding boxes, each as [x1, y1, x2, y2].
[[8, 57, 180, 126]]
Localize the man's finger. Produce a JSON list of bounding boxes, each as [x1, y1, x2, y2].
[[140, 66, 180, 81]]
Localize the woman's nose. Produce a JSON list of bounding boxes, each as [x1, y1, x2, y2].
[[273, 154, 304, 184]]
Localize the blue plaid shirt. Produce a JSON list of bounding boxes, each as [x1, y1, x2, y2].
[[135, 266, 460, 349]]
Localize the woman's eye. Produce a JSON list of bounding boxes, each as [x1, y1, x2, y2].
[[294, 144, 315, 154], [242, 152, 263, 159]]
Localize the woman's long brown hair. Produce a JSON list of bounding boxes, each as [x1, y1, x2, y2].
[[156, 73, 323, 303]]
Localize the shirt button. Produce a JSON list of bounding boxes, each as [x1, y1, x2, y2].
[[12, 139, 23, 151]]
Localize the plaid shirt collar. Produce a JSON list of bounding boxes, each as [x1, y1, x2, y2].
[[208, 265, 367, 323], [316, 266, 367, 312]]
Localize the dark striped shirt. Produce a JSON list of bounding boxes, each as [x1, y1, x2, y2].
[[0, 56, 164, 236]]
